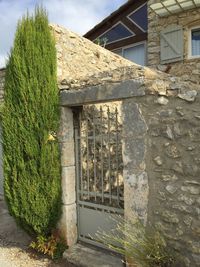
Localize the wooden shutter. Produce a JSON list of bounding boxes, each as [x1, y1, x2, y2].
[[160, 25, 183, 64]]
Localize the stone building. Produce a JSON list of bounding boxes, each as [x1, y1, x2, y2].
[[52, 25, 200, 267], [85, 0, 200, 85], [0, 3, 200, 266], [84, 0, 148, 66], [148, 0, 200, 83]]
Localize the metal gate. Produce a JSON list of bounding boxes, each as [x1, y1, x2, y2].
[[74, 104, 124, 247]]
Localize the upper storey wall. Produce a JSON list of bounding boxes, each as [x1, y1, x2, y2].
[[148, 0, 200, 84]]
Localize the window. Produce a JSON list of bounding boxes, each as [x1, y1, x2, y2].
[[128, 3, 148, 32], [113, 42, 146, 66], [99, 22, 134, 44], [191, 28, 200, 57]]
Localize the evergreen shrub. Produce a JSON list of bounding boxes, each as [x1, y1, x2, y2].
[[3, 7, 61, 235]]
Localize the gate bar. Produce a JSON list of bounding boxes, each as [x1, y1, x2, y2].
[[100, 107, 104, 203], [115, 108, 120, 206], [107, 107, 112, 204], [93, 111, 97, 201], [86, 119, 90, 199], [79, 112, 83, 199]]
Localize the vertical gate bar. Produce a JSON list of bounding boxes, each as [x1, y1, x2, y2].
[[100, 107, 104, 203], [93, 110, 97, 201], [74, 110, 81, 238], [86, 118, 90, 199], [75, 126, 80, 201], [79, 111, 83, 200], [115, 107, 120, 206], [107, 107, 112, 204]]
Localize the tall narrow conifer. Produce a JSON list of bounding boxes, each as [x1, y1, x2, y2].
[[3, 7, 61, 235]]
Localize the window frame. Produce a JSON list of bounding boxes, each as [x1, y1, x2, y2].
[[112, 41, 147, 66], [98, 21, 135, 45], [127, 2, 148, 33], [188, 26, 200, 59]]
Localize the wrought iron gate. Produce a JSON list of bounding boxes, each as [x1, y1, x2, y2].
[[74, 104, 124, 247]]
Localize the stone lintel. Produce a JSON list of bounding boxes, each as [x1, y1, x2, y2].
[[60, 79, 145, 107]]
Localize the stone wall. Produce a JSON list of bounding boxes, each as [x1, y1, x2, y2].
[[61, 68, 200, 266], [50, 24, 133, 90], [135, 93, 200, 267], [0, 22, 199, 266], [148, 0, 200, 84]]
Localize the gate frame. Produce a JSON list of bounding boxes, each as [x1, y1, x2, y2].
[[74, 104, 124, 247], [58, 79, 149, 247]]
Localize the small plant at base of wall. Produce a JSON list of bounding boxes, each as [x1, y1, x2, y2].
[[96, 216, 178, 267], [30, 230, 67, 260]]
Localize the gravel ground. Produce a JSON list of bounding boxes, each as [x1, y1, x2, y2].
[[0, 236, 75, 267], [0, 197, 75, 267]]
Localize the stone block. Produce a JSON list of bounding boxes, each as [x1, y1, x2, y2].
[[166, 184, 178, 194], [62, 166, 76, 205], [124, 170, 149, 224], [178, 89, 197, 102], [161, 211, 179, 224], [154, 156, 163, 166], [178, 194, 195, 205], [58, 203, 77, 247], [122, 100, 148, 138], [181, 186, 200, 195], [58, 107, 74, 143], [60, 141, 75, 167], [122, 137, 146, 171], [161, 174, 178, 182]]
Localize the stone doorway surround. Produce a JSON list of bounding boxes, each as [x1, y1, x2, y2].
[[57, 68, 199, 267], [57, 72, 198, 248], [58, 79, 149, 246]]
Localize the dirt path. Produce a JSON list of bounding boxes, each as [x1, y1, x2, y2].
[[0, 197, 75, 267]]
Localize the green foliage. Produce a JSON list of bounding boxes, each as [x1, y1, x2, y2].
[[94, 37, 108, 47], [96, 216, 176, 267], [3, 7, 61, 235], [30, 230, 67, 260]]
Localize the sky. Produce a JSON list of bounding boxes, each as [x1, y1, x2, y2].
[[0, 0, 126, 68]]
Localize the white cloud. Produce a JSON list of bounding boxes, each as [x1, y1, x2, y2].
[[0, 0, 126, 68]]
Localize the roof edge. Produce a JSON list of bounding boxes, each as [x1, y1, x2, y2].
[[84, 0, 138, 38]]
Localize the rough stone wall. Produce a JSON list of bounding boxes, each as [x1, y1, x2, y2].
[[50, 24, 133, 90], [135, 93, 200, 267], [148, 0, 200, 84]]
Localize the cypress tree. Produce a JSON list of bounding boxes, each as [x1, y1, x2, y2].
[[3, 7, 61, 235]]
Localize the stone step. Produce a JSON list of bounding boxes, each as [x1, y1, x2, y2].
[[63, 243, 125, 267]]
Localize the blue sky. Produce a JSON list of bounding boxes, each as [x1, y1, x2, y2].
[[0, 0, 126, 68]]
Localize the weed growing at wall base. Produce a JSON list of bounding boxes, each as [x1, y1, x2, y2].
[[30, 230, 67, 260], [3, 7, 61, 236], [96, 216, 177, 267]]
